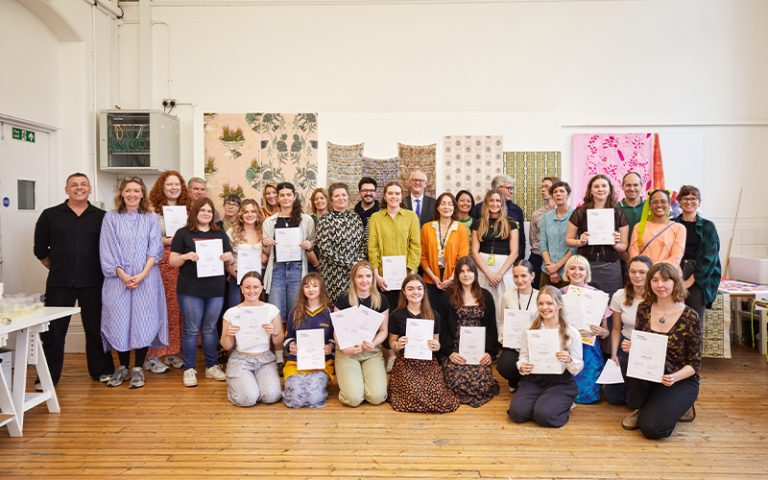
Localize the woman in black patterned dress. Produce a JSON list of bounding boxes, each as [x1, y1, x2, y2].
[[316, 183, 367, 302], [388, 274, 459, 413], [439, 256, 500, 407]]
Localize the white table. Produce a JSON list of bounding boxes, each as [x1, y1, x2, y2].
[[0, 306, 79, 436]]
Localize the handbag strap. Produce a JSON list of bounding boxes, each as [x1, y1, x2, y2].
[[639, 222, 675, 255]]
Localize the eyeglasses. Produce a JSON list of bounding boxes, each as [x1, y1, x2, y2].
[[499, 185, 514, 191], [410, 178, 426, 183], [360, 189, 376, 194], [679, 197, 699, 203]]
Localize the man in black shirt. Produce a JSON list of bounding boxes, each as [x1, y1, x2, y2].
[[33, 173, 114, 385], [353, 176, 380, 228]]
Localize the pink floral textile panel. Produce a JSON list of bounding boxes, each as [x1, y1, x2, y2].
[[571, 133, 654, 203]]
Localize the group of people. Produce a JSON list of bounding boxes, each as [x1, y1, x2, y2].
[[32, 167, 720, 439]]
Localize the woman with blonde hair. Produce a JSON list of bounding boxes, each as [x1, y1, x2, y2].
[[225, 199, 265, 309], [508, 286, 583, 427], [260, 182, 279, 218]]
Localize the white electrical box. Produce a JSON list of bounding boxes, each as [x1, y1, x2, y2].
[[99, 110, 179, 173]]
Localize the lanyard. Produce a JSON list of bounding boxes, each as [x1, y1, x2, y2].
[[518, 291, 533, 311]]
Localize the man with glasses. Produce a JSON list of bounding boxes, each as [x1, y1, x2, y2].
[[471, 174, 526, 261], [403, 170, 436, 226], [33, 172, 115, 386], [354, 176, 380, 228]]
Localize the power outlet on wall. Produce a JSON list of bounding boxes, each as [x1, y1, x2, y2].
[[162, 98, 176, 108]]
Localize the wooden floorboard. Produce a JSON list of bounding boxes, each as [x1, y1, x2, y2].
[[1, 346, 766, 479]]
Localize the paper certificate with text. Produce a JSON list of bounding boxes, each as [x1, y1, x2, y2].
[[627, 330, 668, 383], [162, 205, 188, 238], [275, 227, 302, 262], [502, 309, 535, 349], [231, 306, 272, 353], [459, 326, 485, 365], [194, 238, 224, 278], [587, 208, 615, 245], [236, 248, 262, 284], [382, 256, 407, 291], [527, 329, 565, 374], [563, 286, 609, 332], [404, 318, 434, 361], [297, 328, 326, 371]]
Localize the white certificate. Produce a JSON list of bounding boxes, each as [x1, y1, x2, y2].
[[459, 326, 486, 365], [502, 309, 535, 349], [297, 328, 326, 371], [527, 329, 565, 374], [331, 307, 360, 350], [232, 306, 272, 353], [404, 318, 434, 361], [194, 238, 224, 278], [357, 305, 385, 343], [563, 286, 609, 331], [596, 359, 624, 384], [627, 330, 668, 383], [236, 248, 262, 284], [587, 208, 616, 245], [162, 205, 188, 238], [382, 255, 407, 291], [275, 227, 302, 262]]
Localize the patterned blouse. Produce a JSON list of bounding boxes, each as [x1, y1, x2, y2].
[[634, 302, 702, 376], [316, 209, 367, 302]]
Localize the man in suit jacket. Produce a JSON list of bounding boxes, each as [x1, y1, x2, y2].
[[403, 170, 436, 226]]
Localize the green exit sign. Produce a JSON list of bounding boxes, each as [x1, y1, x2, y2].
[[11, 127, 35, 143]]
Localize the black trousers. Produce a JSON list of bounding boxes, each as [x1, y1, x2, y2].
[[496, 348, 522, 389], [685, 284, 706, 328], [41, 285, 114, 384], [527, 252, 544, 289], [626, 375, 699, 439], [508, 373, 579, 428]]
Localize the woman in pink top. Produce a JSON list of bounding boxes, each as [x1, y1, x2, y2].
[[628, 190, 686, 267]]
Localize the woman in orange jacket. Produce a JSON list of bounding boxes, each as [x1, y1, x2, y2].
[[420, 192, 470, 310]]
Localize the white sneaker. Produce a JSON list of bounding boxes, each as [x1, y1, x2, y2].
[[205, 364, 226, 381], [183, 368, 198, 387], [144, 357, 169, 374], [385, 355, 396, 373]]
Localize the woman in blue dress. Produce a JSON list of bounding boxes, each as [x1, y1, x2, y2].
[[100, 177, 168, 389]]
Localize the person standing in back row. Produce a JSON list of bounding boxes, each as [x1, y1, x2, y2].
[[404, 170, 436, 227], [33, 172, 115, 386]]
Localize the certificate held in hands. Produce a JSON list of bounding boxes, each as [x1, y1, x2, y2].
[[503, 309, 535, 349], [459, 326, 485, 365], [587, 208, 616, 246], [382, 256, 407, 291], [236, 248, 262, 284], [627, 330, 668, 383], [162, 205, 188, 238], [527, 329, 565, 374], [194, 239, 224, 278], [297, 328, 326, 371], [232, 307, 272, 353], [404, 318, 434, 361], [275, 227, 302, 262]]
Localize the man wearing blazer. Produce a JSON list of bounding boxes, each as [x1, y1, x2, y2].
[[403, 170, 436, 226]]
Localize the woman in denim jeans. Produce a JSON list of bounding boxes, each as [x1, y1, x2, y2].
[[170, 198, 234, 387], [262, 182, 318, 367]]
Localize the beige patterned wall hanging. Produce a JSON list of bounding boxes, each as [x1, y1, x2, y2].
[[504, 151, 562, 219], [397, 143, 436, 198], [326, 142, 364, 198], [361, 156, 399, 201], [443, 136, 504, 202], [203, 112, 318, 206]]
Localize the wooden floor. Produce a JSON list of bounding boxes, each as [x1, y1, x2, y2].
[[1, 346, 767, 479]]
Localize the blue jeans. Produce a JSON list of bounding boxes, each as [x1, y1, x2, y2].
[[270, 261, 302, 322], [179, 294, 224, 370], [227, 276, 241, 310]]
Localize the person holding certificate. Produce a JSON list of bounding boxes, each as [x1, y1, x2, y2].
[[100, 177, 168, 388], [561, 255, 611, 404], [220, 272, 284, 407], [367, 181, 421, 372], [388, 275, 459, 414], [439, 256, 500, 407], [605, 255, 652, 406], [144, 171, 189, 374], [628, 189, 686, 268], [420, 192, 470, 310], [565, 174, 628, 294], [621, 263, 702, 438], [226, 199, 265, 309], [497, 260, 539, 393], [262, 182, 318, 369], [282, 273, 335, 408], [508, 286, 583, 428], [470, 190, 519, 331], [316, 183, 367, 303], [170, 197, 234, 387], [333, 261, 390, 407]]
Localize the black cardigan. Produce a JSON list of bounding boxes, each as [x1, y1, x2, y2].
[[438, 288, 500, 359]]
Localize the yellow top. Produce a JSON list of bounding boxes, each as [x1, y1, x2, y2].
[[367, 208, 422, 274]]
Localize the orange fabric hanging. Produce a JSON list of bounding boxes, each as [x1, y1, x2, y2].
[[652, 133, 665, 189]]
